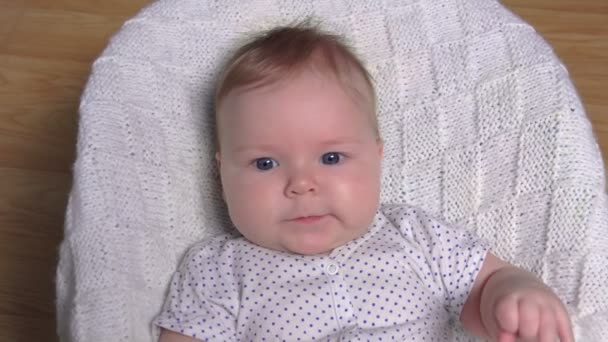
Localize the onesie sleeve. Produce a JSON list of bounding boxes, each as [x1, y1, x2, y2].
[[153, 235, 239, 341], [382, 204, 490, 318]]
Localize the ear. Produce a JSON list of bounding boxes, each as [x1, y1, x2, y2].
[[215, 152, 226, 201], [215, 151, 221, 169], [377, 139, 384, 159]]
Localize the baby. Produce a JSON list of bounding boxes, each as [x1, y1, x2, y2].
[[154, 23, 573, 342]]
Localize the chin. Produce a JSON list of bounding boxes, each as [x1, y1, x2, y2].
[[282, 235, 343, 256], [289, 244, 333, 256]]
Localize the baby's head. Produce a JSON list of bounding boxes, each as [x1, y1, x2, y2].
[[214, 22, 383, 255]]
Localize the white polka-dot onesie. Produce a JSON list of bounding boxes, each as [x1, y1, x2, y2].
[[153, 204, 489, 341]]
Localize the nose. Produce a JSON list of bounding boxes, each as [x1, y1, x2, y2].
[[285, 168, 318, 197]]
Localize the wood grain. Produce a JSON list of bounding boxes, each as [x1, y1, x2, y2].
[[0, 1, 149, 341], [0, 1, 605, 341], [503, 0, 608, 170]]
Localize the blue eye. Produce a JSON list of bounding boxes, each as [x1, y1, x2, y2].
[[321, 152, 342, 165], [255, 157, 278, 170]]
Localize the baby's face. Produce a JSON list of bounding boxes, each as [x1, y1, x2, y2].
[[216, 71, 382, 255]]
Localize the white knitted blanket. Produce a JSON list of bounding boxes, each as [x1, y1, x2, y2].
[[56, 0, 608, 341]]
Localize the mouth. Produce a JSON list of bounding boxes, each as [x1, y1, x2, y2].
[[290, 215, 327, 224]]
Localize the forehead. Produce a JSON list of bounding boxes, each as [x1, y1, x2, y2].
[[221, 71, 365, 118], [219, 53, 375, 102], [216, 71, 376, 148], [217, 69, 375, 126]]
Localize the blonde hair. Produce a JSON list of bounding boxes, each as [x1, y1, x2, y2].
[[214, 21, 379, 142]]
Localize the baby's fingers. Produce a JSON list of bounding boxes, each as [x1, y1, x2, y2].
[[518, 299, 541, 340], [494, 295, 520, 334], [531, 301, 573, 342], [555, 304, 574, 342], [537, 307, 556, 342], [497, 331, 516, 342]]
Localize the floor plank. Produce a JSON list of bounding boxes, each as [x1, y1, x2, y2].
[[503, 0, 608, 169]]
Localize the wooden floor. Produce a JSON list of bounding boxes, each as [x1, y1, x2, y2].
[[0, 1, 606, 341]]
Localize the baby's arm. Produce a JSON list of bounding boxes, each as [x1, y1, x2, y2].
[[158, 328, 201, 342], [460, 253, 574, 342]]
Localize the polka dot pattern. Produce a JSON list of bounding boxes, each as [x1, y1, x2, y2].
[[154, 204, 488, 340]]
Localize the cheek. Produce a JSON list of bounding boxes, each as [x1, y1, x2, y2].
[[221, 169, 282, 222], [328, 163, 381, 205]]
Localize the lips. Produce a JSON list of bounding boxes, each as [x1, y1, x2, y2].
[[290, 215, 326, 224]]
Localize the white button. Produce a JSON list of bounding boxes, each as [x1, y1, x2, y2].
[[325, 262, 339, 275]]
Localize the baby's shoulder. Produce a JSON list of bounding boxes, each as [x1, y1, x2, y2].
[[377, 203, 456, 237], [378, 202, 429, 227], [179, 232, 247, 269], [379, 203, 420, 218]]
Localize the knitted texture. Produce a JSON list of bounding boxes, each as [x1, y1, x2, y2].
[[56, 0, 608, 341]]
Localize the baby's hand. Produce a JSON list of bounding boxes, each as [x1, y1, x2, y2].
[[463, 254, 574, 341], [491, 285, 573, 342]]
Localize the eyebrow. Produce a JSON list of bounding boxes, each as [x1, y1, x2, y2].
[[231, 138, 366, 154], [231, 144, 276, 155]]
